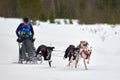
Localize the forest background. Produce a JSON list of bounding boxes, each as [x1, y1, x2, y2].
[[0, 0, 120, 24]]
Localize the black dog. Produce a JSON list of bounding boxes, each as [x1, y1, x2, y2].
[[36, 45, 55, 61], [64, 45, 80, 67], [64, 45, 76, 61]]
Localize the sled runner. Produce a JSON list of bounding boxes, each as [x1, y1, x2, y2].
[[17, 40, 38, 64]]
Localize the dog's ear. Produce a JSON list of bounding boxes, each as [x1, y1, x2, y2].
[[51, 47, 55, 50]]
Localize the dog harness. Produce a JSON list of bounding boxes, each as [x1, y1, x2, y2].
[[68, 49, 74, 55], [80, 49, 90, 59], [41, 48, 46, 52]]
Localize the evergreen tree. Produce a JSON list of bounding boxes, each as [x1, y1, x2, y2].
[[0, 0, 120, 24], [49, 11, 55, 23], [17, 0, 41, 20], [39, 13, 47, 22]]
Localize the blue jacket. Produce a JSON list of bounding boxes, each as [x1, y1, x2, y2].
[[16, 23, 34, 39]]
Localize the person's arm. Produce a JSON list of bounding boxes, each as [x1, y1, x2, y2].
[[16, 24, 22, 37], [30, 25, 34, 38]]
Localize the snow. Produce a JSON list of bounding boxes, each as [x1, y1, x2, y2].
[[0, 17, 120, 80]]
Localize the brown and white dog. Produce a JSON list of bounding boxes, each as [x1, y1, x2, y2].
[[75, 41, 92, 70]]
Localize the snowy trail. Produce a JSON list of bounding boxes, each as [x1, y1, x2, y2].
[[0, 54, 120, 80], [0, 18, 120, 80]]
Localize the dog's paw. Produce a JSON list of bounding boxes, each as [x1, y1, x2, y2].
[[87, 61, 89, 64]]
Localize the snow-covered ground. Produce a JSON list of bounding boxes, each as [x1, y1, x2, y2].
[[0, 17, 120, 80]]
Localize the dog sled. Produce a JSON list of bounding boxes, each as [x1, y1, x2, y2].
[[17, 41, 55, 67], [18, 42, 39, 64]]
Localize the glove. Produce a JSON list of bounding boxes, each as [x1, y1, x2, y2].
[[32, 38, 35, 42], [17, 38, 23, 43], [29, 37, 35, 43]]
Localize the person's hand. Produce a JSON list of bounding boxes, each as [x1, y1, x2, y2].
[[17, 37, 22, 43]]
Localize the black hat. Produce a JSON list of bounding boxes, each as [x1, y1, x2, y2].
[[23, 17, 29, 23]]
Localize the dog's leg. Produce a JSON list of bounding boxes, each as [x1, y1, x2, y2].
[[67, 56, 74, 67], [48, 60, 52, 67], [67, 55, 72, 67], [71, 56, 75, 68], [75, 54, 79, 68], [67, 59, 72, 67], [87, 58, 90, 64], [67, 62, 70, 67], [87, 54, 91, 64], [75, 60, 78, 68], [83, 59, 88, 70]]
